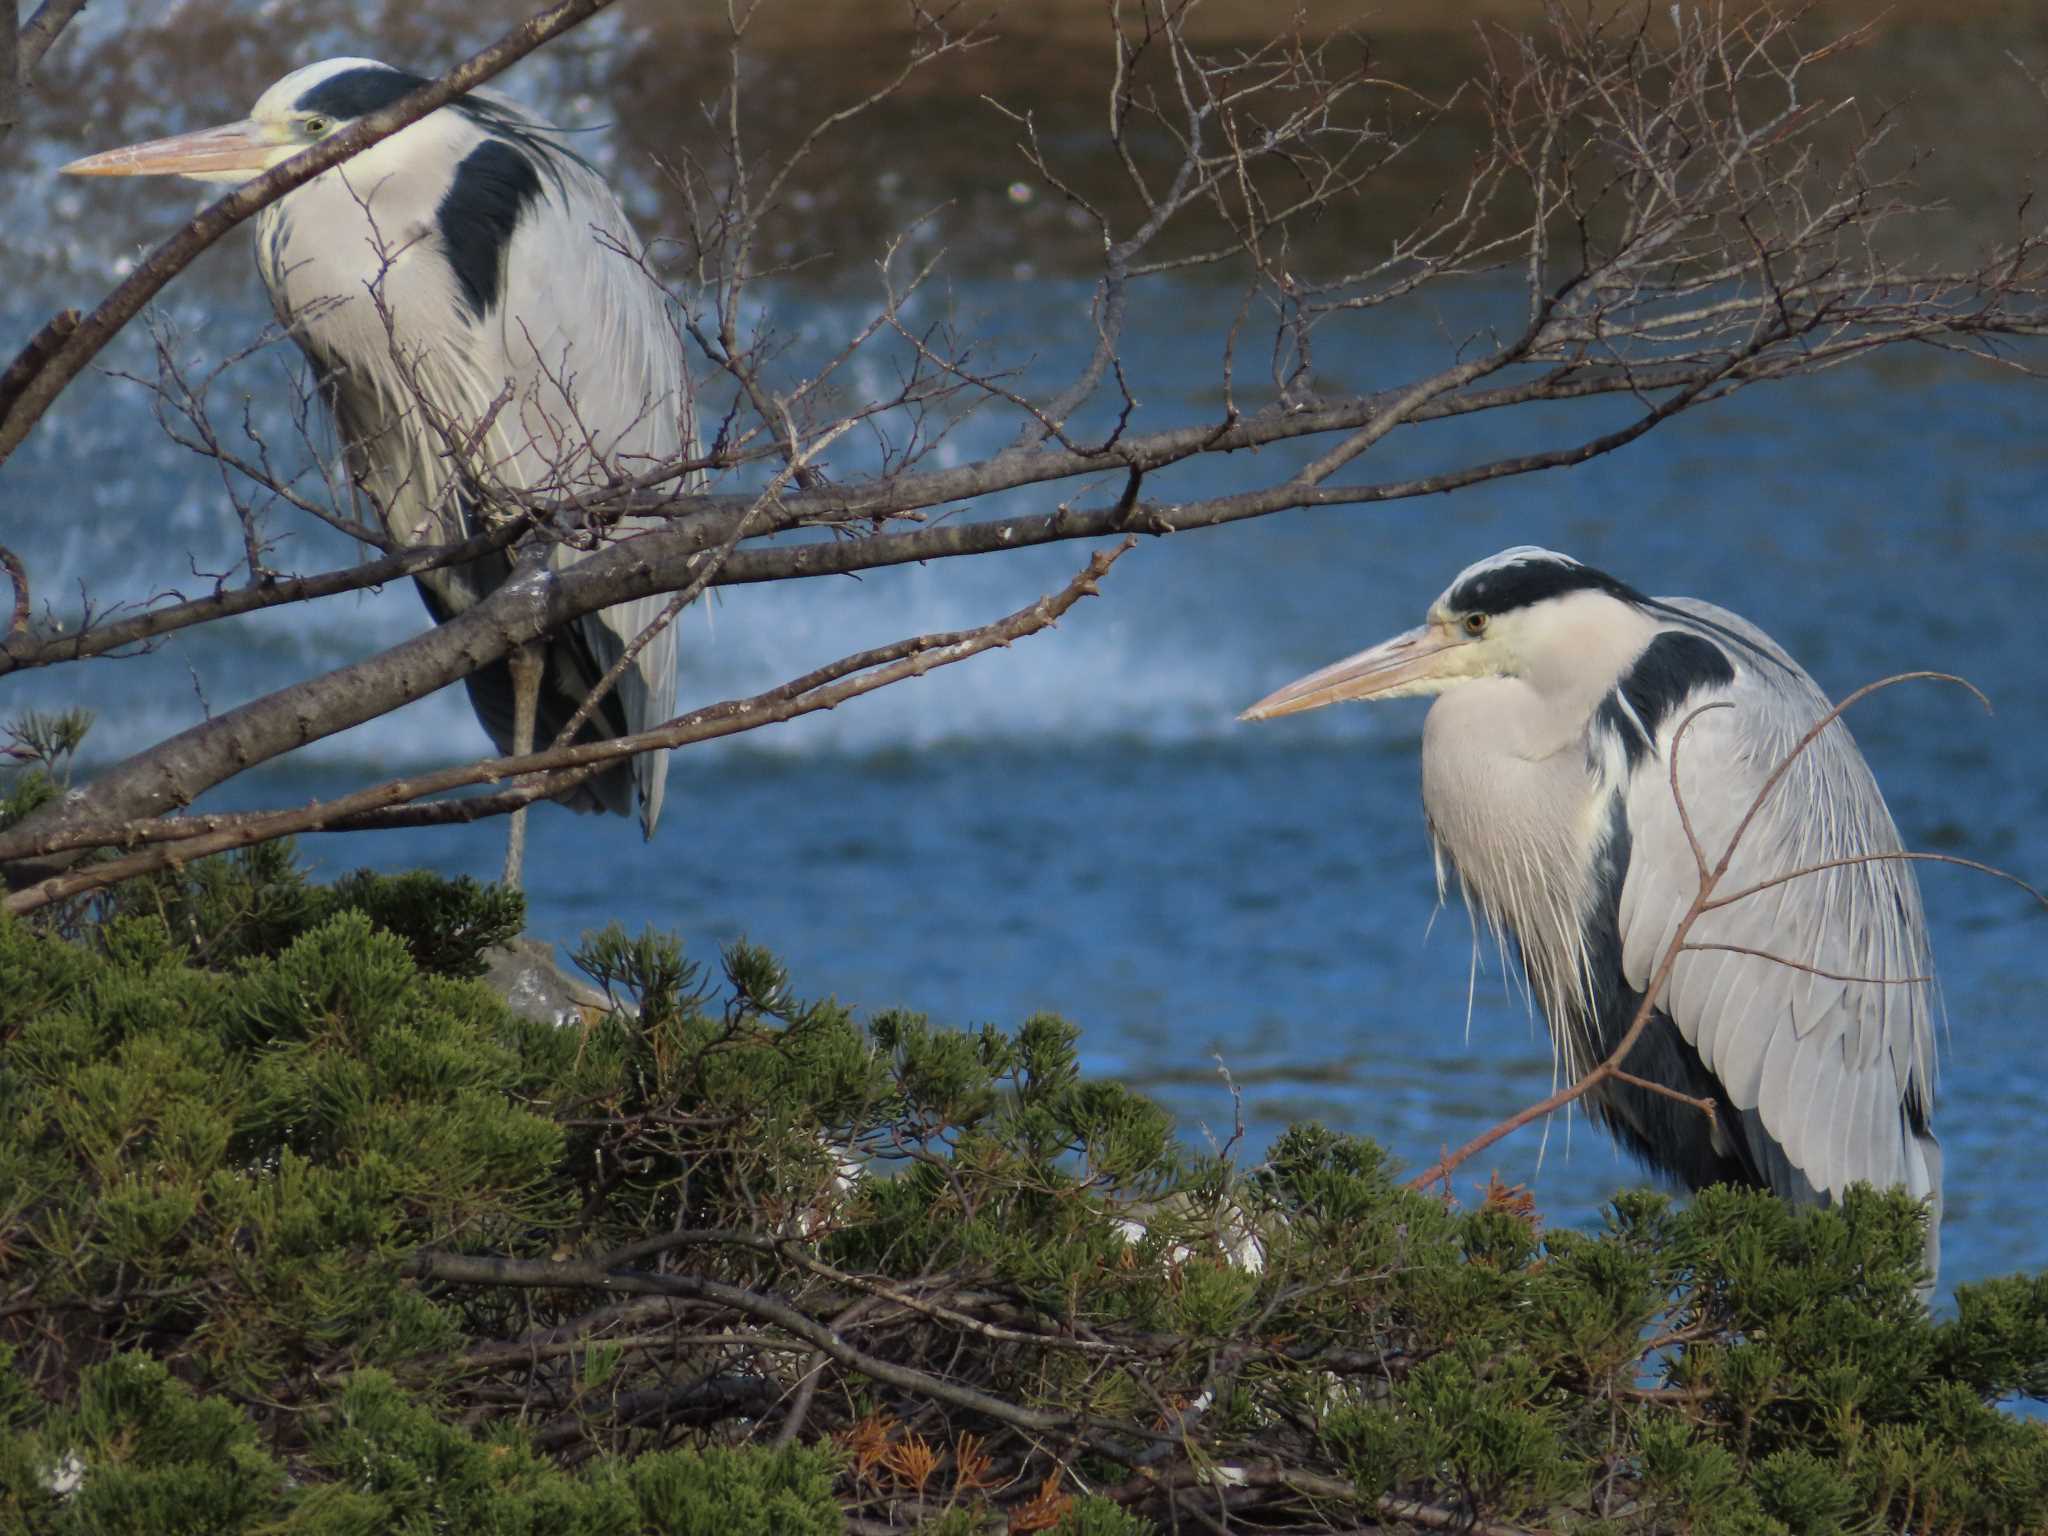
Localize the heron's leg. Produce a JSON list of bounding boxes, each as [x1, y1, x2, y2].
[[502, 641, 544, 890]]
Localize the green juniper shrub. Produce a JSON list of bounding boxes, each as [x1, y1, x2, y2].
[[0, 711, 91, 833], [2, 832, 2047, 1533], [93, 844, 523, 976]]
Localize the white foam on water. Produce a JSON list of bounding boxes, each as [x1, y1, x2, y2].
[[11, 277, 1338, 770]]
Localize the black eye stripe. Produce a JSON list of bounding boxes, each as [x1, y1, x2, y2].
[[292, 64, 430, 119], [1441, 550, 1798, 678], [1446, 557, 1645, 615]]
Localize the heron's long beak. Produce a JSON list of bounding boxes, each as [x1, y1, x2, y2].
[[1239, 624, 1462, 721], [61, 119, 279, 179]]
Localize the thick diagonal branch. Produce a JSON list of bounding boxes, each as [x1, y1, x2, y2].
[[2, 542, 1133, 912]]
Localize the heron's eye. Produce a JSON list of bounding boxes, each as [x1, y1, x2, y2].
[[1462, 612, 1489, 637], [303, 115, 332, 137]]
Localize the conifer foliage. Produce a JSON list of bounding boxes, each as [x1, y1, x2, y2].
[[2, 826, 2046, 1532]]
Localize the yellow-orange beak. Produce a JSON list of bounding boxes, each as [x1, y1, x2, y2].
[[61, 119, 280, 179], [1239, 624, 1465, 721]]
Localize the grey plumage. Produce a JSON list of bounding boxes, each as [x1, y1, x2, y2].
[[1242, 546, 1943, 1284], [65, 58, 691, 852]]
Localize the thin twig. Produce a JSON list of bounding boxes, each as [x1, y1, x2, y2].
[[1408, 670, 2019, 1192], [2, 541, 1136, 913], [0, 0, 625, 464]]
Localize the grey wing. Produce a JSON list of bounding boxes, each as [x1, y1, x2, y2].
[[1611, 601, 1941, 1229], [489, 143, 694, 837]]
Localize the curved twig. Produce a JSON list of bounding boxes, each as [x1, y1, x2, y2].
[[0, 0, 623, 465], [1, 540, 1135, 914], [1408, 671, 2026, 1193], [0, 544, 27, 637]]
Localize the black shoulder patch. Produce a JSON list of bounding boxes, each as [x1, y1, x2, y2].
[[436, 139, 543, 318], [1448, 557, 1646, 617], [293, 65, 430, 119], [1598, 630, 1736, 766]]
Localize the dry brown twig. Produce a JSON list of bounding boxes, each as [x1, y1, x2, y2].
[[1, 539, 1136, 915], [0, 545, 28, 639], [0, 0, 626, 464], [6, 0, 2048, 892]]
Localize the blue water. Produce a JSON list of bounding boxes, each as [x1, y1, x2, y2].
[[6, 60, 2047, 1302]]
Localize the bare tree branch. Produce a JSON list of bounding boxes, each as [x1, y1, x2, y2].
[[6, 0, 2047, 902], [1, 540, 1135, 913], [0, 544, 28, 639], [5, 331, 2012, 682], [0, 0, 625, 464], [0, 7, 18, 146], [18, 0, 90, 78], [1406, 670, 2038, 1194]]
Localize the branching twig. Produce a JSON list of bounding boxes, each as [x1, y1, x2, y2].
[[0, 544, 28, 638], [1, 540, 1135, 913], [0, 0, 624, 464], [1408, 670, 2025, 1193]]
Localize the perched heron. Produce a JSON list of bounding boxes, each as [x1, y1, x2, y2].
[[63, 58, 690, 886], [1242, 547, 1943, 1282]]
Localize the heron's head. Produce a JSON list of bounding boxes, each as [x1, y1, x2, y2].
[[60, 59, 452, 185], [1240, 546, 1654, 721]]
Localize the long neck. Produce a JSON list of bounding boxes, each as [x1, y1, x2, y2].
[[254, 113, 484, 351], [1418, 668, 1628, 1068], [253, 112, 500, 550]]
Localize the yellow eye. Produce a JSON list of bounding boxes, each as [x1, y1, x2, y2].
[[1462, 612, 1488, 636], [303, 115, 332, 136]]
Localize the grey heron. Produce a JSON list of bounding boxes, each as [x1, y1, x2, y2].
[[63, 58, 691, 887], [1241, 547, 1943, 1283]]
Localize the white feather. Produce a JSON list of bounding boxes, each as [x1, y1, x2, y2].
[[249, 59, 693, 833], [1398, 559, 1939, 1285]]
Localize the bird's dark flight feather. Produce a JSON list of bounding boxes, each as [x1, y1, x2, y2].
[[416, 561, 637, 819], [1571, 789, 1820, 1202], [1596, 630, 1737, 768], [437, 140, 544, 319]]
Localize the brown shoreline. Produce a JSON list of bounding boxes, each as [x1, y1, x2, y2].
[[12, 1, 2045, 289]]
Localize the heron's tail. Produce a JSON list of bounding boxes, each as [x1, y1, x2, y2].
[[636, 746, 669, 840], [1906, 1126, 1943, 1302]]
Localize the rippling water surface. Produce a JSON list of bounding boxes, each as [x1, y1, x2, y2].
[[5, 2, 2047, 1301]]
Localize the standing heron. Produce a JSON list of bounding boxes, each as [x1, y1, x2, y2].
[[63, 58, 691, 887], [1241, 547, 1943, 1283]]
